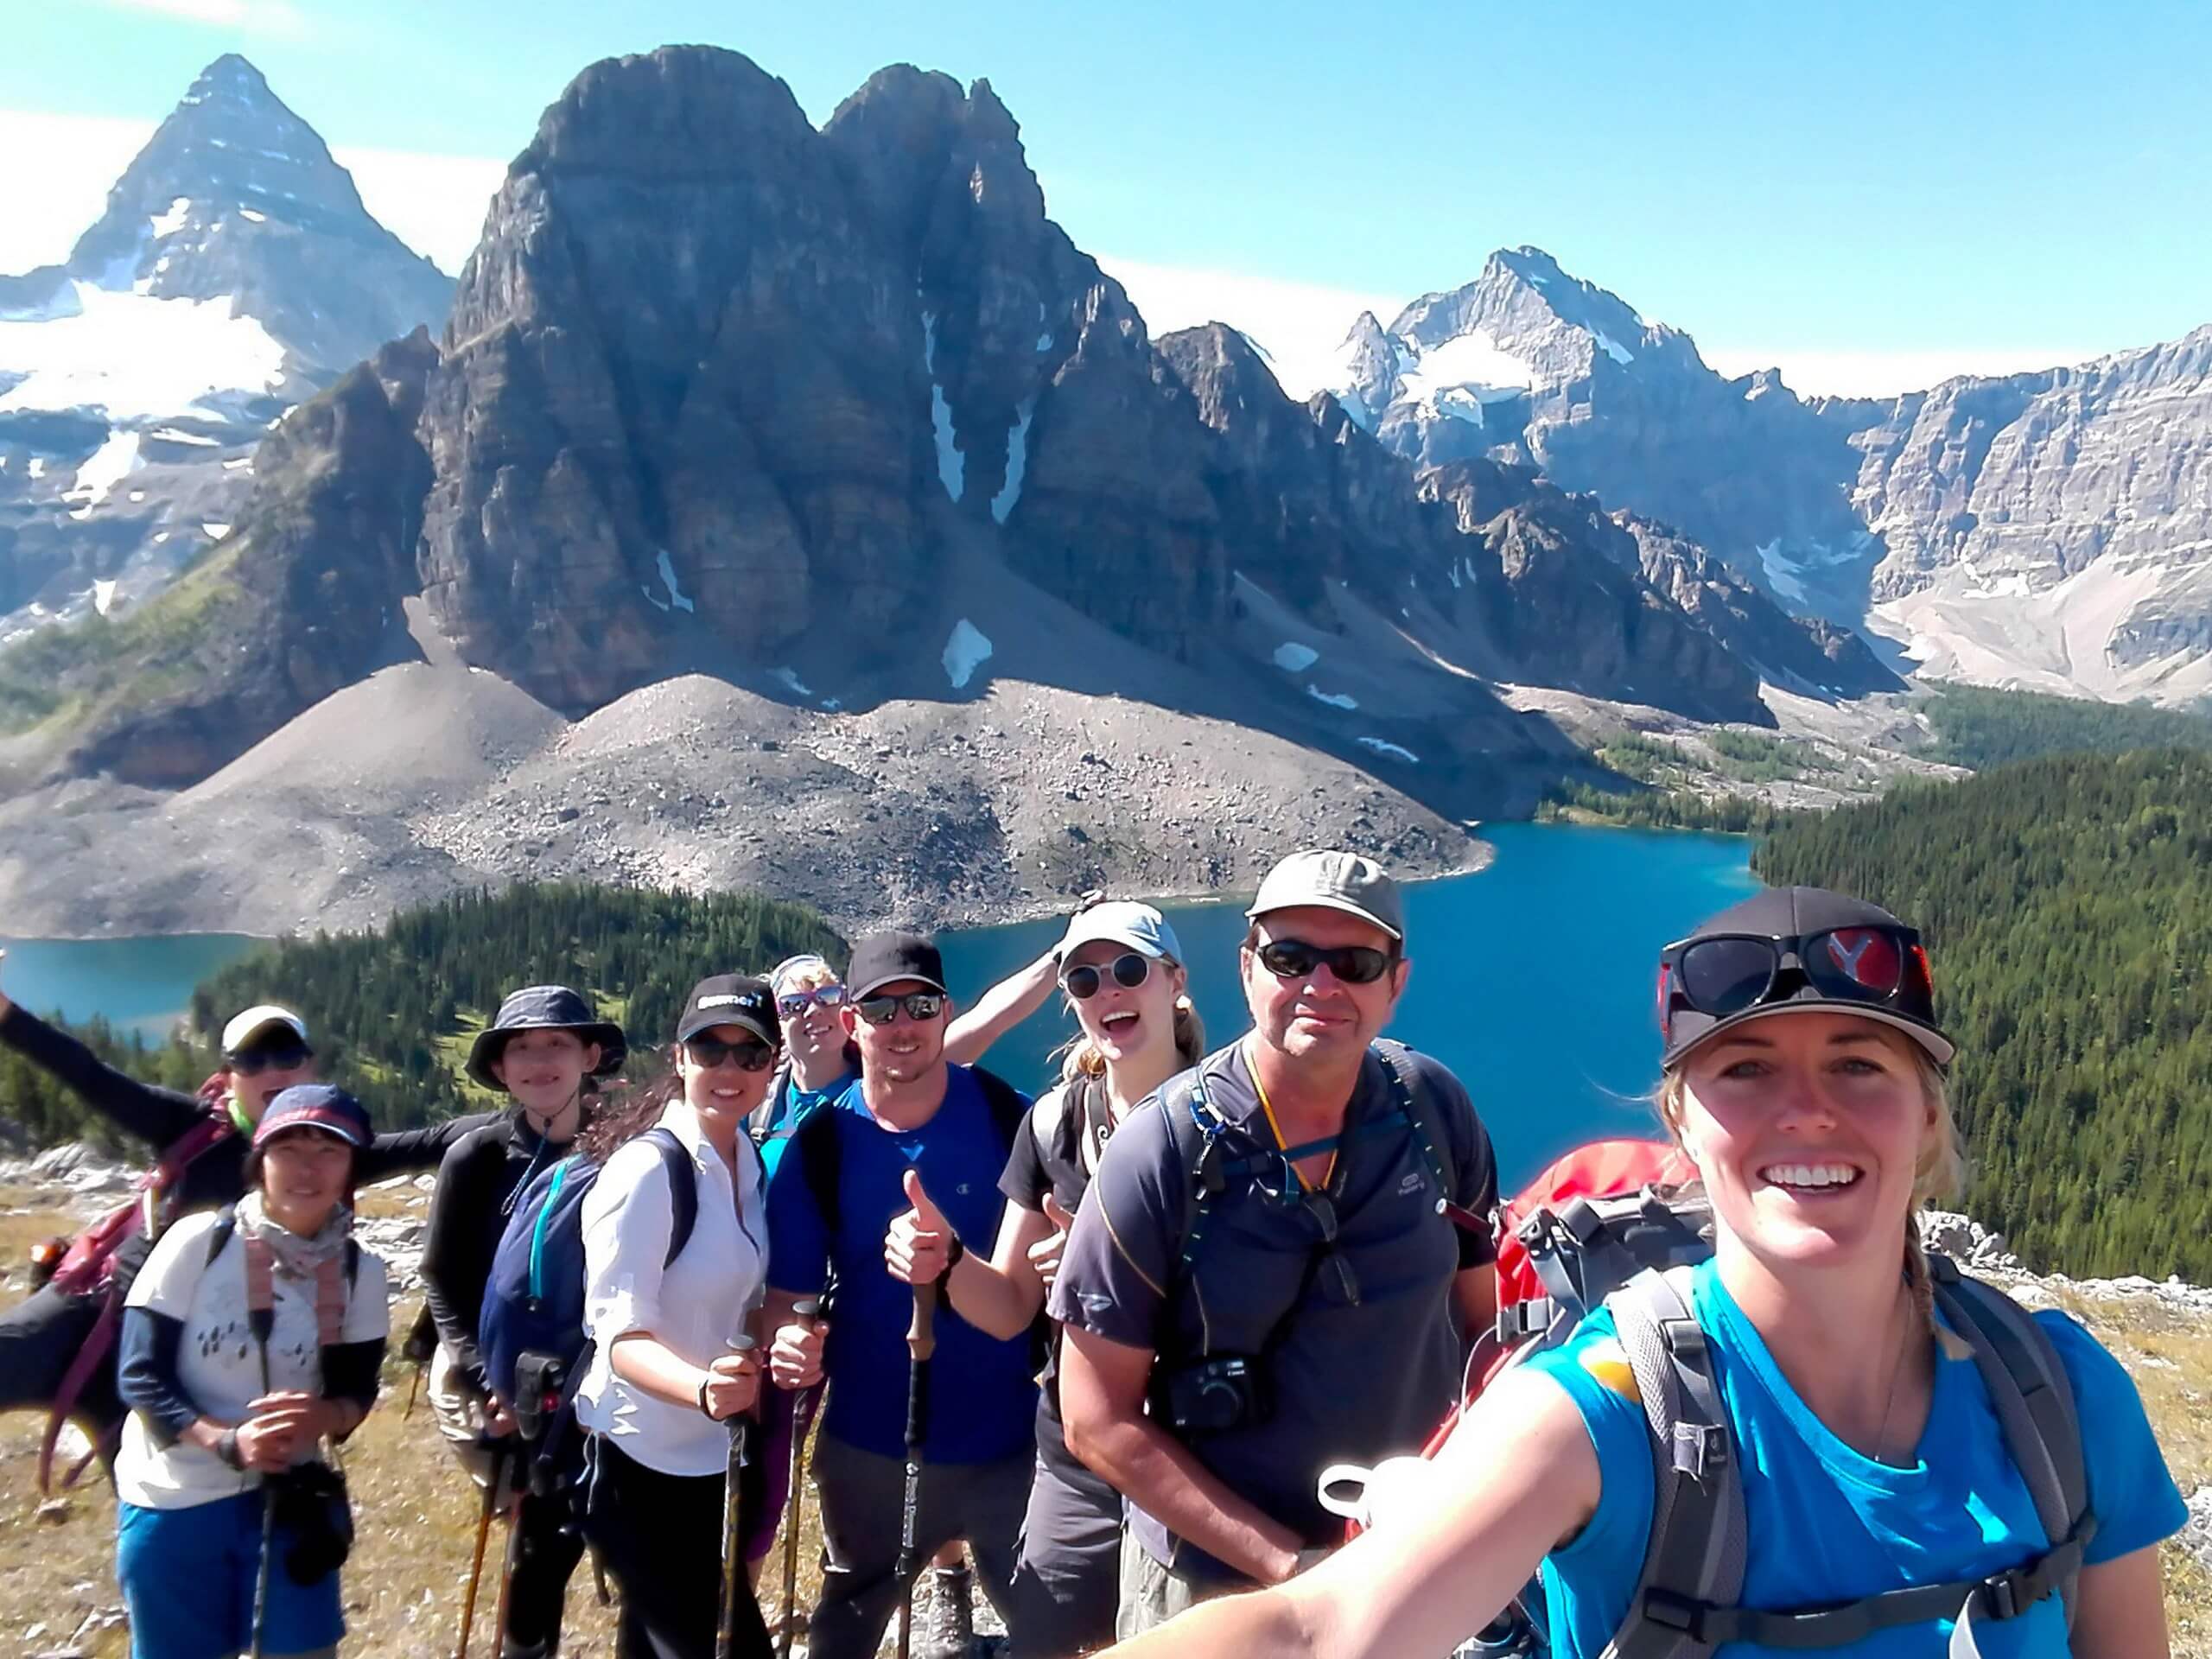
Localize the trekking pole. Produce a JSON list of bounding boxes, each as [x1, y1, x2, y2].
[[893, 1282, 938, 1659], [246, 1307, 277, 1659], [777, 1297, 822, 1658], [454, 1441, 503, 1659], [715, 1334, 760, 1659]]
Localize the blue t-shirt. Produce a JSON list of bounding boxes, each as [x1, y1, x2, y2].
[[766, 1066, 1038, 1464], [1523, 1261, 2186, 1657], [758, 1069, 852, 1183]]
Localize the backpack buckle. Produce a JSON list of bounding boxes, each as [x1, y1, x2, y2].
[[1671, 1421, 1728, 1482], [1979, 1573, 2022, 1622]]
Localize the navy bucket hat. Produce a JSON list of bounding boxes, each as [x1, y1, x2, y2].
[[466, 985, 628, 1090]]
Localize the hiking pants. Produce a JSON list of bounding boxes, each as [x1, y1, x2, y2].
[[1114, 1532, 1241, 1640], [806, 1432, 1029, 1659], [582, 1435, 772, 1659], [430, 1346, 585, 1657], [0, 1283, 123, 1448], [1006, 1401, 1122, 1657]]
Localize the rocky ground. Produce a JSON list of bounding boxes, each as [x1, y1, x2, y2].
[[0, 1151, 2205, 1655]]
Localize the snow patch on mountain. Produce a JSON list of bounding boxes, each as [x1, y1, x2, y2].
[[921, 313, 963, 502], [654, 549, 695, 614], [1357, 736, 1420, 763], [0, 282, 284, 421], [991, 399, 1033, 524], [1306, 685, 1358, 710], [66, 430, 142, 510], [148, 197, 194, 238], [1273, 642, 1319, 671], [1397, 327, 1533, 404], [943, 619, 992, 690]]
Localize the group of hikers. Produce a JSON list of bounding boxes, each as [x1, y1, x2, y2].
[[0, 848, 2190, 1659]]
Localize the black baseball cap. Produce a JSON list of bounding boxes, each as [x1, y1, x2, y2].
[[1659, 886, 1954, 1070], [846, 932, 949, 1001], [675, 975, 779, 1048]]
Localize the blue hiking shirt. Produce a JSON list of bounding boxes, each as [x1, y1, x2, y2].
[[765, 1067, 1037, 1464], [759, 1068, 852, 1183], [1522, 1260, 2185, 1656]]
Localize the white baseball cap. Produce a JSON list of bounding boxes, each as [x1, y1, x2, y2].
[[220, 1004, 308, 1053]]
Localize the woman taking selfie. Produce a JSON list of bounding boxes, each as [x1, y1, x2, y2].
[[1103, 888, 2186, 1658], [115, 1084, 389, 1659]]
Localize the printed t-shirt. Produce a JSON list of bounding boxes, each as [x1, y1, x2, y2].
[[118, 1210, 390, 1510], [766, 1066, 1037, 1464], [1523, 1259, 2189, 1657]]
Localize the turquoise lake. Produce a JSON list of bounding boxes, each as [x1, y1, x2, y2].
[[0, 823, 1757, 1188]]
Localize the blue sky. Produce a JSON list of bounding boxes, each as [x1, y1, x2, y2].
[[3, 0, 2207, 396]]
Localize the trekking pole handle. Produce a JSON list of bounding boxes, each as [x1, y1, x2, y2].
[[906, 1281, 938, 1365], [791, 1296, 821, 1329]]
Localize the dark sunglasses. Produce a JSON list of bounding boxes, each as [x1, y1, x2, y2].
[[1657, 926, 1934, 1037], [1287, 1190, 1361, 1307], [1255, 938, 1395, 986], [684, 1036, 774, 1072], [227, 1044, 312, 1076], [778, 985, 848, 1018], [855, 990, 946, 1027], [1062, 953, 1153, 1000]]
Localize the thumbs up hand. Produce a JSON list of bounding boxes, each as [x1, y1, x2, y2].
[[1028, 1192, 1077, 1288], [886, 1167, 957, 1287]]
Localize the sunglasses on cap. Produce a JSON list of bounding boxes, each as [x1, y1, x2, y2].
[[778, 984, 848, 1018], [1062, 953, 1153, 1000], [227, 1042, 313, 1076], [1254, 939, 1396, 986], [684, 1036, 774, 1072], [855, 990, 946, 1027], [1657, 925, 1934, 1037]]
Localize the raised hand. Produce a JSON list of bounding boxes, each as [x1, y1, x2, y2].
[[1029, 1192, 1077, 1288], [884, 1167, 955, 1287]]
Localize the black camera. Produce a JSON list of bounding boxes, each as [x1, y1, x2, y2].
[[269, 1460, 353, 1585], [1159, 1353, 1268, 1435], [512, 1351, 568, 1443]]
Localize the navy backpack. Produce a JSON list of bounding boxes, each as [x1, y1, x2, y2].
[[477, 1128, 698, 1419]]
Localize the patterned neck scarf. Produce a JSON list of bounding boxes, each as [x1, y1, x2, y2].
[[235, 1189, 353, 1351]]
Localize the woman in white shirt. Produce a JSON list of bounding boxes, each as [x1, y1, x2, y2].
[[115, 1084, 390, 1659], [575, 974, 779, 1659]]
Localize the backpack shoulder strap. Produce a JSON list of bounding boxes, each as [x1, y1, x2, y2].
[[642, 1128, 700, 1266], [1371, 1040, 1457, 1202], [749, 1064, 791, 1147], [1928, 1256, 2094, 1614], [203, 1205, 239, 1269], [795, 1100, 842, 1238], [1603, 1263, 1744, 1659]]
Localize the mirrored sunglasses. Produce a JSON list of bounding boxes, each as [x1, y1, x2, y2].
[[855, 991, 946, 1027], [778, 984, 848, 1018]]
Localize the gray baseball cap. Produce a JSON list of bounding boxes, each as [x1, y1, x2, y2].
[[1246, 849, 1404, 942], [1060, 900, 1184, 964]]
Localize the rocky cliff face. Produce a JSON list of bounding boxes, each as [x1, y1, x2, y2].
[[0, 54, 451, 656], [31, 47, 1831, 796], [1330, 246, 2212, 705]]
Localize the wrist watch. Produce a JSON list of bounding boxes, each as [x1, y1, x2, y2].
[[938, 1232, 966, 1283], [215, 1428, 244, 1471]]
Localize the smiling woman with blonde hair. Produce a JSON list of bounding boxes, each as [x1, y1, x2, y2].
[[1101, 887, 2188, 1659]]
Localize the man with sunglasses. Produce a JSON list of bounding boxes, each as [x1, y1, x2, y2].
[[764, 933, 1040, 1659], [1050, 850, 1500, 1637]]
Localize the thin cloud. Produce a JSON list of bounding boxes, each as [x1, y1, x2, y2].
[[0, 109, 504, 277], [84, 0, 307, 33], [1099, 255, 1401, 399]]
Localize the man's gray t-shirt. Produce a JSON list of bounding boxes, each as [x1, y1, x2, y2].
[[1049, 1039, 1497, 1580]]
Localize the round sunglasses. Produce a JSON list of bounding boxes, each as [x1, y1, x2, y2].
[[683, 1035, 775, 1072], [1255, 938, 1395, 986], [1061, 952, 1153, 1000]]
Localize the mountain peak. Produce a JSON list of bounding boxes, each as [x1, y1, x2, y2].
[[183, 53, 276, 106]]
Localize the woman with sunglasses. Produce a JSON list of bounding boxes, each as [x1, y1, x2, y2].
[[0, 959, 484, 1472], [887, 902, 1205, 1657], [1098, 887, 2186, 1659], [574, 974, 781, 1659]]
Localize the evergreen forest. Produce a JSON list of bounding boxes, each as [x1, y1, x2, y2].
[[2, 883, 844, 1152], [1755, 747, 2212, 1281]]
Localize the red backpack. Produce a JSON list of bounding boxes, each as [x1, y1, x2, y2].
[[37, 1074, 236, 1491]]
